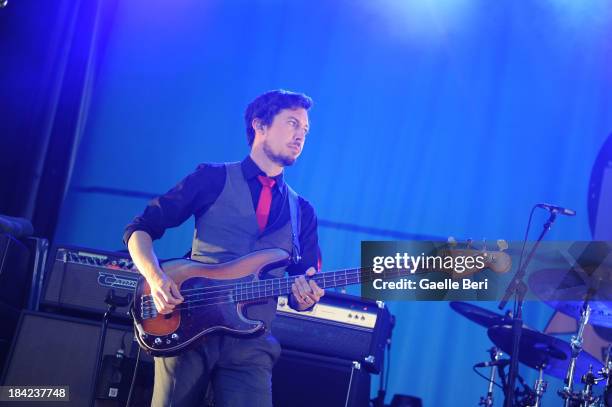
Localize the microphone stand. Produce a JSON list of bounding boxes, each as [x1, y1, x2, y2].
[[498, 211, 557, 407], [89, 289, 132, 407]]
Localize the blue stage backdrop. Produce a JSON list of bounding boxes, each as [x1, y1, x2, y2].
[[54, 1, 612, 405]]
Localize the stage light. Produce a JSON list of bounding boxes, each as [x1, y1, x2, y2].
[[359, 0, 474, 43]]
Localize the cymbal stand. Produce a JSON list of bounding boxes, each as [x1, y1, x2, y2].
[[515, 372, 538, 407], [533, 366, 548, 407], [580, 365, 599, 407], [558, 301, 591, 407], [605, 344, 612, 383], [479, 347, 503, 407], [594, 345, 611, 407]]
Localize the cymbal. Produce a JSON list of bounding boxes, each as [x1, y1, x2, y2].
[[450, 301, 512, 328], [488, 325, 603, 381], [545, 301, 612, 328], [528, 267, 612, 327]]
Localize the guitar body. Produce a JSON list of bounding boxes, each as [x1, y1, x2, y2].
[[132, 248, 290, 356]]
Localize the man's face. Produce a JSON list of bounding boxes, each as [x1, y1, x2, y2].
[[258, 108, 309, 167]]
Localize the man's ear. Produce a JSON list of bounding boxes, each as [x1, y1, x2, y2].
[[252, 118, 265, 133]]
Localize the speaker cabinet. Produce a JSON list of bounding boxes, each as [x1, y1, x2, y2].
[[1, 311, 153, 406], [0, 236, 48, 373], [272, 349, 370, 407]]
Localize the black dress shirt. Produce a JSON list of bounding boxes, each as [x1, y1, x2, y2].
[[123, 156, 320, 275]]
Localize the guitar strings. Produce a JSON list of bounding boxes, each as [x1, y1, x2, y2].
[[140, 275, 366, 317], [140, 266, 415, 306], [139, 269, 370, 314], [142, 259, 459, 301], [140, 248, 500, 316], [140, 267, 369, 301], [140, 266, 391, 305], [140, 268, 417, 318], [144, 264, 412, 302], [140, 269, 366, 306], [171, 266, 369, 294]]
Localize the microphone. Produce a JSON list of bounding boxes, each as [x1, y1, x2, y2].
[[474, 359, 511, 368], [536, 203, 576, 216]]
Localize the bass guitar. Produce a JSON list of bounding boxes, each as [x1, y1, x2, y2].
[[132, 241, 510, 356]]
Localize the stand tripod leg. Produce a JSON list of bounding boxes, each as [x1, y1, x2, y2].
[[89, 307, 113, 407], [345, 361, 361, 407]]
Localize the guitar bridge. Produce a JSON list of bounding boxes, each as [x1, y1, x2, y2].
[[141, 294, 157, 320]]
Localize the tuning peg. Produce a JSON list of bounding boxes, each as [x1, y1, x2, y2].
[[466, 238, 473, 249], [496, 240, 508, 251], [481, 238, 487, 251], [447, 236, 457, 247]]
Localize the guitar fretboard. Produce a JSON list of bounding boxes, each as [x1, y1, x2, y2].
[[232, 267, 413, 301]]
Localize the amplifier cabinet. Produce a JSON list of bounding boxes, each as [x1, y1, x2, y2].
[[41, 246, 138, 319], [272, 291, 393, 373]]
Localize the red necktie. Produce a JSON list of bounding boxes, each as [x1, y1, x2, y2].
[[256, 175, 276, 231]]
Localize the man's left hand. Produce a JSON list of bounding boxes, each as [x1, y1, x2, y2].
[[291, 267, 324, 311]]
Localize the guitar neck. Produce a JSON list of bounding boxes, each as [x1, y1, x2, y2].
[[234, 267, 410, 302], [233, 246, 509, 302]]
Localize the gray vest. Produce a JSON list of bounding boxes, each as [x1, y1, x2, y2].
[[191, 162, 294, 327]]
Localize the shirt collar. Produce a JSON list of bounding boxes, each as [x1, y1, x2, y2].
[[241, 156, 285, 190]]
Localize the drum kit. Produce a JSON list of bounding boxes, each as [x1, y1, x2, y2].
[[451, 266, 612, 407]]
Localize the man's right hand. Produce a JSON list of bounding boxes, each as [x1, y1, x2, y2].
[[127, 231, 184, 314], [148, 272, 184, 314]]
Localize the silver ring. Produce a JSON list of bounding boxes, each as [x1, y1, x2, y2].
[[303, 296, 310, 302]]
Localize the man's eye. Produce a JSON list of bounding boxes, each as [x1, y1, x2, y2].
[[289, 120, 297, 127]]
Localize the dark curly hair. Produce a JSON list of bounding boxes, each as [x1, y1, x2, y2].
[[244, 89, 313, 146]]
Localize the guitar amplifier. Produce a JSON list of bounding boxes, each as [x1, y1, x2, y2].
[[272, 291, 394, 373], [41, 246, 138, 319]]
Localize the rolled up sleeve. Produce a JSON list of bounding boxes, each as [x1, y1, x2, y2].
[[123, 163, 225, 245]]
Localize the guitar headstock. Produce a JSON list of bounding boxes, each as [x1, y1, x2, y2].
[[441, 237, 512, 277]]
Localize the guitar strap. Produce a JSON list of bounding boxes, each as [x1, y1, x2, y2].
[[286, 185, 302, 264]]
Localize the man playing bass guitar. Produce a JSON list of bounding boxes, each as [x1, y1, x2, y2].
[[124, 89, 325, 407]]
